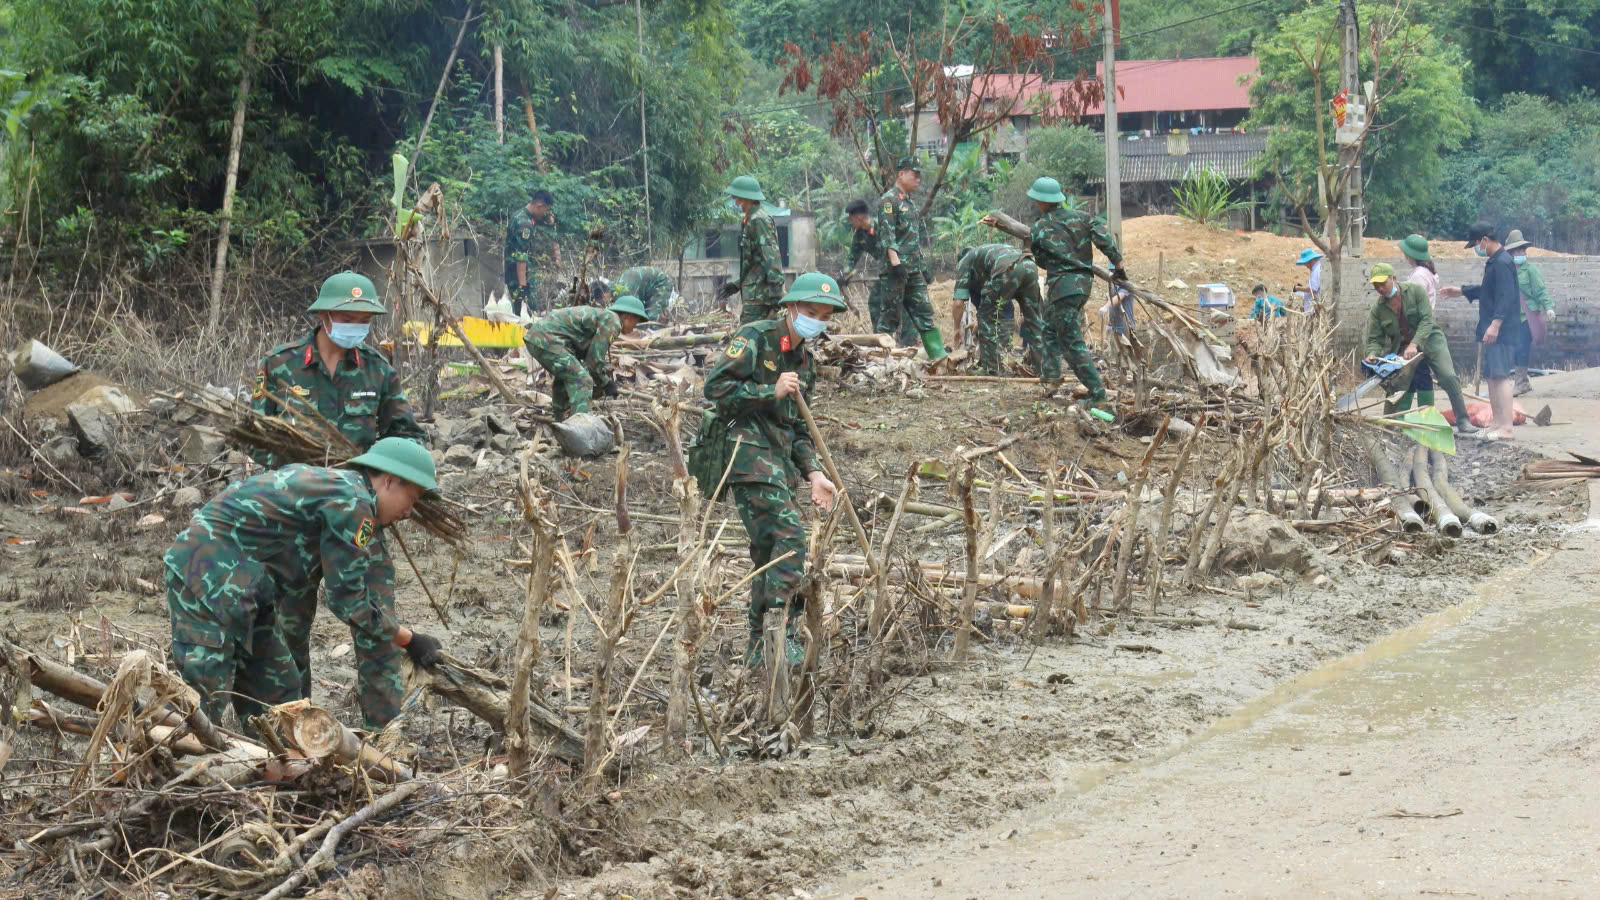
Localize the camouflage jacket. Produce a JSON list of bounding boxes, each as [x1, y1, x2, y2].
[[164, 464, 398, 644], [523, 306, 621, 385], [874, 187, 926, 269], [1029, 206, 1121, 298], [617, 266, 675, 317], [737, 210, 785, 304], [251, 331, 425, 467], [954, 243, 1030, 301], [703, 320, 821, 487], [505, 206, 557, 283], [846, 224, 886, 277]]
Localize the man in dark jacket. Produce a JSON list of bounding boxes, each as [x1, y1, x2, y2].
[[1442, 222, 1519, 440]]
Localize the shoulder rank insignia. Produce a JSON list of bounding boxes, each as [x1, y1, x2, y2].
[[252, 370, 266, 400], [353, 517, 375, 548], [726, 335, 749, 359]]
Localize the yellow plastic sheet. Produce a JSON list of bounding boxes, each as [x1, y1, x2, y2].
[[401, 316, 526, 349]]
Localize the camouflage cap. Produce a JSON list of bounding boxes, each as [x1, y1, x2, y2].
[[308, 272, 387, 315]]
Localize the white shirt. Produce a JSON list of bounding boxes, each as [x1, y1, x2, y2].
[[1304, 259, 1323, 312], [1405, 264, 1439, 310]]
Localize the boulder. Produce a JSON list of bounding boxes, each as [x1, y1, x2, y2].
[[430, 417, 462, 446], [177, 425, 227, 464], [41, 435, 77, 467], [72, 384, 137, 416], [1220, 510, 1333, 576], [170, 486, 205, 509], [443, 444, 476, 468], [67, 402, 118, 456], [489, 433, 522, 455], [482, 409, 517, 436], [454, 416, 492, 448]]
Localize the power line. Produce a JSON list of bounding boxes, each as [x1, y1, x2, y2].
[[1115, 0, 1285, 42], [1452, 20, 1600, 57]]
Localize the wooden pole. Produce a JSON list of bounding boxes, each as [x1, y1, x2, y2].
[[794, 394, 878, 579], [953, 462, 979, 660], [663, 401, 702, 749], [408, 2, 474, 176], [493, 45, 505, 143], [585, 444, 633, 788]]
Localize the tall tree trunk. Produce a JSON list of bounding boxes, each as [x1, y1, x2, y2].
[[409, 2, 473, 176], [207, 31, 255, 334], [494, 45, 505, 143], [520, 82, 550, 174]]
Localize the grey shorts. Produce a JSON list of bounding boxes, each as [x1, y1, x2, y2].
[[1482, 337, 1516, 379]]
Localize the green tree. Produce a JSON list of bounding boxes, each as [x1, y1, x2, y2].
[[1021, 124, 1101, 191], [1248, 1, 1474, 238]]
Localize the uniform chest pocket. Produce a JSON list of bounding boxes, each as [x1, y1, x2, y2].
[[342, 398, 380, 441]]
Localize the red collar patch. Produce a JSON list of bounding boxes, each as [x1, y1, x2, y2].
[[303, 344, 315, 367], [780, 335, 792, 353]]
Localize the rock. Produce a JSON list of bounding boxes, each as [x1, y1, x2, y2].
[[454, 416, 492, 448], [1165, 278, 1189, 290], [67, 402, 118, 456], [489, 433, 521, 455], [482, 409, 517, 436], [443, 444, 476, 468], [107, 494, 133, 511], [41, 435, 77, 466], [1220, 510, 1333, 575], [145, 396, 175, 415], [171, 403, 204, 426], [429, 449, 445, 467], [1236, 572, 1281, 593], [170, 486, 204, 508], [475, 450, 503, 471], [430, 417, 462, 446], [73, 384, 137, 415], [177, 425, 227, 464]]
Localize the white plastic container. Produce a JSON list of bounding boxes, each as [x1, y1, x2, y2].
[[1196, 283, 1235, 309]]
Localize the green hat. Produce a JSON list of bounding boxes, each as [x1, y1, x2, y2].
[[607, 294, 650, 321], [896, 155, 922, 173], [1026, 176, 1067, 204], [349, 437, 437, 492], [780, 272, 848, 310], [308, 272, 387, 315], [725, 175, 766, 202], [1368, 262, 1396, 284], [1398, 234, 1431, 262]]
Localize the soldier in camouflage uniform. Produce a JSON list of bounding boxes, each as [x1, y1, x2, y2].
[[612, 265, 677, 321], [1026, 176, 1125, 408], [702, 273, 844, 666], [252, 271, 428, 703], [716, 176, 786, 325], [163, 439, 445, 729], [522, 296, 649, 420], [505, 190, 560, 315], [841, 199, 889, 330], [875, 157, 948, 361], [953, 244, 1043, 375]]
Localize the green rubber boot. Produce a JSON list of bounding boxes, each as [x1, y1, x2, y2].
[[921, 329, 948, 362], [784, 616, 806, 666], [743, 631, 764, 666]]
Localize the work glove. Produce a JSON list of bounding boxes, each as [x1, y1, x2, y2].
[[717, 282, 742, 301], [403, 632, 444, 668], [889, 263, 908, 287], [837, 271, 855, 290], [1111, 265, 1129, 283], [602, 381, 619, 399]]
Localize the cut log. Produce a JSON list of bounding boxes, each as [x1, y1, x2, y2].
[[410, 655, 585, 765], [269, 700, 413, 782]]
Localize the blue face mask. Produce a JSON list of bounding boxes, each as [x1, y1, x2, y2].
[[326, 321, 370, 349], [791, 312, 827, 340], [1513, 255, 1527, 266], [1473, 245, 1488, 257]]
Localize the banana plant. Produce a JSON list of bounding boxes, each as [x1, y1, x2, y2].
[[1364, 406, 1456, 455]]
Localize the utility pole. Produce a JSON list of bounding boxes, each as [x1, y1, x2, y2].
[[636, 0, 653, 258], [1102, 0, 1122, 245], [1337, 0, 1363, 256]]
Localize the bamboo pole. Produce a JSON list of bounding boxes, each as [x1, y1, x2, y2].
[[794, 394, 878, 579], [507, 449, 556, 776], [954, 462, 980, 661]]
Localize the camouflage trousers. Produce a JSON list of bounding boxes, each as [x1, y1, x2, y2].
[[276, 539, 408, 728], [975, 265, 1043, 375], [164, 554, 299, 730], [739, 291, 782, 326], [730, 481, 808, 634], [1040, 275, 1106, 401], [508, 276, 538, 316], [874, 271, 936, 345], [525, 335, 594, 421]]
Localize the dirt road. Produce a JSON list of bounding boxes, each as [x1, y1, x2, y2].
[[828, 479, 1600, 899]]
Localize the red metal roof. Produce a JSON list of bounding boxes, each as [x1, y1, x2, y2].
[[1081, 57, 1258, 116]]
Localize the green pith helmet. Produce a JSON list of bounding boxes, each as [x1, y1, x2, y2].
[[725, 175, 766, 202], [1026, 177, 1067, 204], [308, 272, 387, 315], [896, 155, 922, 173], [780, 272, 848, 309], [1399, 234, 1431, 262], [607, 294, 650, 321], [349, 437, 438, 492]]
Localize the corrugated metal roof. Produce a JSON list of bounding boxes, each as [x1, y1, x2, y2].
[[1081, 57, 1258, 116], [1088, 133, 1268, 184]]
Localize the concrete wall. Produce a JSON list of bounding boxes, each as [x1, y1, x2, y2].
[[1335, 257, 1599, 370]]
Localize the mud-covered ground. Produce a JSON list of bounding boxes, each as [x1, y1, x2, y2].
[[0, 363, 1584, 899]]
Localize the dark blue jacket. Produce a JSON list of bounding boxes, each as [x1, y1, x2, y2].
[[1461, 248, 1519, 341]]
